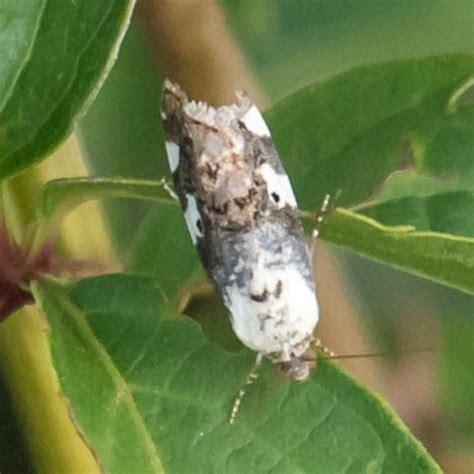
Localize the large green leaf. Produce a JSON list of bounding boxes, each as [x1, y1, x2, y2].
[[0, 0, 136, 180], [34, 274, 441, 474], [266, 55, 474, 209], [37, 176, 173, 224]]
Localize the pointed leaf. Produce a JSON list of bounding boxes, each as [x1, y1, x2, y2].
[[34, 274, 441, 474]]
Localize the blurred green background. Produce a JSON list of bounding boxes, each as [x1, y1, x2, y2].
[[75, 1, 473, 472]]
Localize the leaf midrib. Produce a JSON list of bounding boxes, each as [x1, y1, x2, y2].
[[325, 208, 474, 243]]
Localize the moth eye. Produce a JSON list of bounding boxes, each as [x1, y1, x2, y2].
[[271, 192, 280, 204], [197, 219, 203, 233]]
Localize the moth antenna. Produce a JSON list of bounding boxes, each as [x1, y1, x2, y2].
[[229, 353, 263, 425], [311, 193, 331, 241], [312, 337, 336, 357], [158, 177, 179, 201], [302, 346, 435, 362], [309, 193, 331, 261]]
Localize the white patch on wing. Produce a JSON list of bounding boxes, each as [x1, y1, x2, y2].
[[165, 141, 180, 173], [184, 193, 203, 244], [259, 163, 297, 209], [225, 257, 318, 361], [241, 105, 271, 136]]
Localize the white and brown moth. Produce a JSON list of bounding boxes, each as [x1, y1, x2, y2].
[[161, 80, 319, 386]]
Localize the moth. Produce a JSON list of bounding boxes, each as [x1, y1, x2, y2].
[[161, 80, 320, 384]]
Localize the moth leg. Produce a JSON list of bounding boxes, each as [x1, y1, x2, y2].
[[229, 353, 263, 425], [311, 193, 331, 240], [158, 176, 179, 201], [312, 337, 336, 358], [310, 193, 331, 257]]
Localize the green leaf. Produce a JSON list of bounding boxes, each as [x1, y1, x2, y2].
[[0, 0, 136, 180], [34, 274, 441, 474], [0, 1, 44, 111], [318, 208, 474, 295], [332, 190, 474, 295], [266, 55, 474, 209], [37, 177, 174, 221], [35, 176, 175, 245]]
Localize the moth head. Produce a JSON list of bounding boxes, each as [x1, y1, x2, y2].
[[277, 351, 316, 381]]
